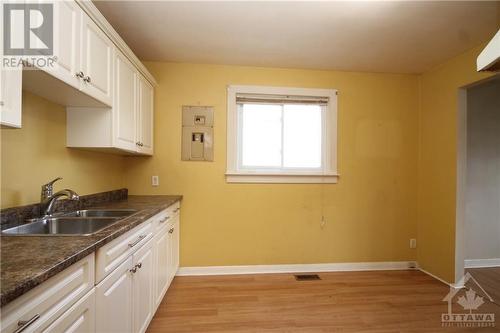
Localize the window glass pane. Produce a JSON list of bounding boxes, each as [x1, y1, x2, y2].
[[241, 104, 282, 167], [283, 104, 322, 168]]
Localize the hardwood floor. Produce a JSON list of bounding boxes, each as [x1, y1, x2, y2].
[[147, 270, 500, 332], [466, 267, 500, 306]]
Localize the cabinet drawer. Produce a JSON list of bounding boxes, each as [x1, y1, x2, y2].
[[95, 220, 153, 283], [169, 202, 181, 217], [1, 254, 94, 333], [153, 204, 180, 232], [41, 289, 95, 333]]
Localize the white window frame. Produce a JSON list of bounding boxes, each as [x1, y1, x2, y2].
[[226, 85, 339, 184]]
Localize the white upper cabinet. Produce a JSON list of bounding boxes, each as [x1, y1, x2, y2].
[[80, 14, 113, 105], [6, 0, 155, 153], [137, 76, 154, 155], [67, 49, 154, 155], [0, 67, 22, 128], [114, 52, 138, 152], [57, 0, 156, 155], [24, 0, 114, 108], [51, 0, 81, 90]]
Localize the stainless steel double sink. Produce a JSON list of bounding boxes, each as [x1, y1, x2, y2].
[[2, 209, 137, 236]]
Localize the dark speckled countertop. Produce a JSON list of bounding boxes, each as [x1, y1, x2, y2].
[[0, 195, 182, 307]]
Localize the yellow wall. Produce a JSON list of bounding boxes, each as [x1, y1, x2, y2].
[[125, 63, 420, 267], [417, 44, 494, 283], [2, 47, 490, 280], [1, 92, 126, 208]]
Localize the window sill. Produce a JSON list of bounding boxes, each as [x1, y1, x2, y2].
[[225, 172, 339, 184]]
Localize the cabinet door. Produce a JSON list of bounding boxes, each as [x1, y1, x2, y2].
[[50, 0, 81, 90], [113, 52, 137, 152], [168, 217, 180, 284], [133, 238, 154, 333], [0, 67, 22, 128], [137, 76, 154, 155], [96, 256, 133, 333], [41, 289, 95, 333], [154, 227, 170, 308], [80, 14, 113, 106]]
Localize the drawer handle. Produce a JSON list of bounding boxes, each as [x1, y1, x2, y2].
[[168, 228, 174, 234], [159, 216, 170, 223], [15, 314, 40, 333], [128, 235, 146, 248]]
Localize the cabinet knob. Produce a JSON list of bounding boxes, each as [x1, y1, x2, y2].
[[129, 267, 137, 274], [83, 76, 91, 83], [136, 262, 142, 269], [76, 71, 84, 79], [168, 228, 174, 234]]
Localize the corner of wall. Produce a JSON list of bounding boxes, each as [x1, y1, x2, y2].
[[415, 42, 495, 285]]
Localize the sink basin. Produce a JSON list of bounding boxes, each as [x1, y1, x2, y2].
[[2, 217, 120, 236], [62, 209, 137, 218]]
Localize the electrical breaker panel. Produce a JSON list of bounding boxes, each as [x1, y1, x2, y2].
[[181, 106, 214, 161]]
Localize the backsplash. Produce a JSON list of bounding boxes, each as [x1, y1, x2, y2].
[[0, 188, 128, 230]]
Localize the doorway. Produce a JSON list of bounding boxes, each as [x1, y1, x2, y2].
[[455, 75, 500, 300]]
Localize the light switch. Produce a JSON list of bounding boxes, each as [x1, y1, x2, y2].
[[152, 175, 159, 187]]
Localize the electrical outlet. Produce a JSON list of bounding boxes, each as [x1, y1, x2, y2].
[[409, 238, 417, 249], [152, 175, 159, 187]]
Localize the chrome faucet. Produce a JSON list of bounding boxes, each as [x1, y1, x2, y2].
[[40, 177, 80, 217]]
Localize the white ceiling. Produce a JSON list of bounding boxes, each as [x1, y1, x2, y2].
[[94, 1, 500, 74]]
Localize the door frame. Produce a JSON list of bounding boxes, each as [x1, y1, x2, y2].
[[455, 74, 499, 286]]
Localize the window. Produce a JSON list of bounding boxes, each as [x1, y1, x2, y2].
[[226, 85, 338, 183]]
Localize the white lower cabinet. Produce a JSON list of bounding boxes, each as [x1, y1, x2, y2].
[[168, 216, 180, 284], [153, 202, 181, 309], [153, 226, 170, 308], [133, 238, 154, 333], [95, 257, 133, 333], [1, 205, 180, 333], [0, 254, 95, 333], [95, 238, 156, 333]]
